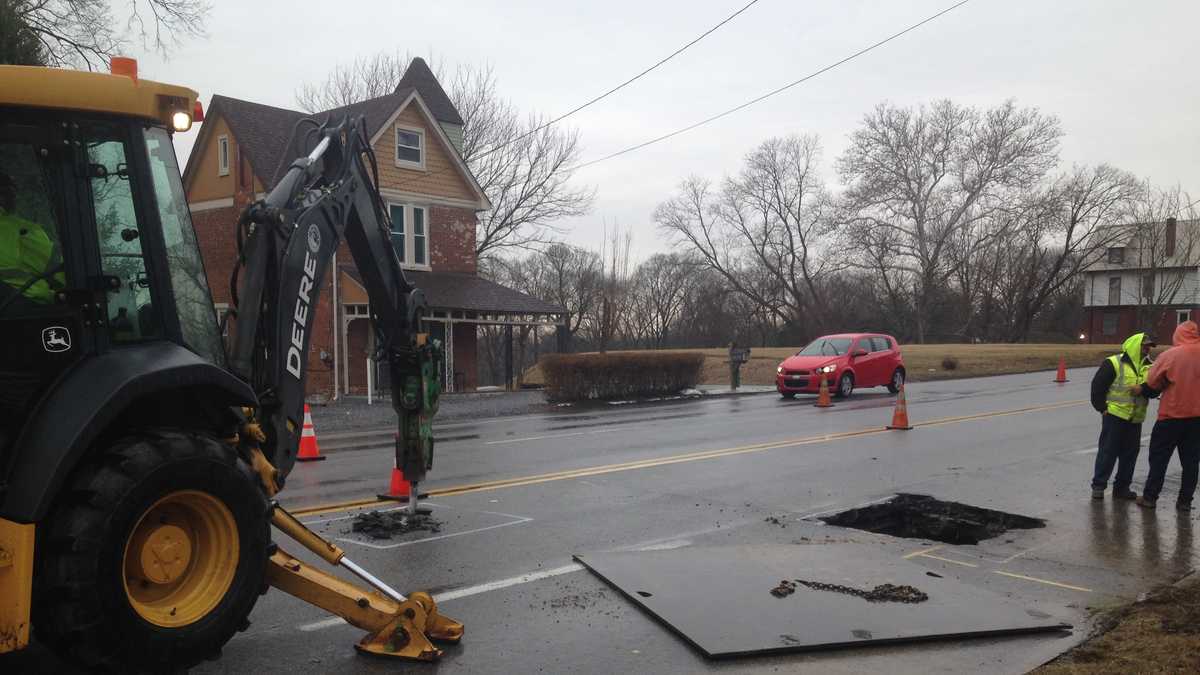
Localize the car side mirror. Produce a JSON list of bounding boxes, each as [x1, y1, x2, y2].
[[851, 349, 868, 358]]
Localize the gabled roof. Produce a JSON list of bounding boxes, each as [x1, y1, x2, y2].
[[396, 57, 463, 126], [184, 59, 473, 197]]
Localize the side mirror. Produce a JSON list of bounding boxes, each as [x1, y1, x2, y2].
[[851, 349, 868, 358]]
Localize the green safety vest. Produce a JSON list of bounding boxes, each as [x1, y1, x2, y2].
[[0, 208, 63, 304], [1105, 353, 1149, 423]]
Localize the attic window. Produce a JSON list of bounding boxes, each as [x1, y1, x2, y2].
[[1108, 247, 1124, 264], [218, 135, 229, 176], [395, 126, 424, 168]]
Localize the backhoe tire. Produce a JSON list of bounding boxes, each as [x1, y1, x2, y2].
[[33, 430, 270, 673]]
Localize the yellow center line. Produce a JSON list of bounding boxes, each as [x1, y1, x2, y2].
[[993, 570, 1093, 593], [290, 398, 1087, 518]]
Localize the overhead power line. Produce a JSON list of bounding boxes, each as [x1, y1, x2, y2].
[[472, 0, 764, 161], [573, 0, 974, 171]]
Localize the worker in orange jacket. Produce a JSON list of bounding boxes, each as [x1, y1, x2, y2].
[[1136, 320, 1200, 510]]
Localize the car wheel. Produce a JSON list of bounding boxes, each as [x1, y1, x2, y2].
[[835, 373, 854, 398], [887, 368, 905, 394], [780, 392, 796, 399]]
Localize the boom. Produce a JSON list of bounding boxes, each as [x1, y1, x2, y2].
[[226, 116, 439, 488]]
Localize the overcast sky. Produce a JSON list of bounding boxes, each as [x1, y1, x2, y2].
[[135, 0, 1199, 258]]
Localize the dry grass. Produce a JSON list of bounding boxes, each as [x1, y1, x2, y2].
[[1033, 579, 1200, 674], [523, 344, 1126, 387]]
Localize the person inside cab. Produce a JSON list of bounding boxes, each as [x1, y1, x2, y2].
[[0, 169, 64, 309]]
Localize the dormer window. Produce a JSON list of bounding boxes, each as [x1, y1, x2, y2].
[[1107, 247, 1124, 264], [395, 125, 424, 169]]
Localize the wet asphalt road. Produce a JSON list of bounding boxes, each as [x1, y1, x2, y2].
[[13, 369, 1198, 674]]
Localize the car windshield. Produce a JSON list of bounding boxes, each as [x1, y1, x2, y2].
[[797, 338, 853, 357]]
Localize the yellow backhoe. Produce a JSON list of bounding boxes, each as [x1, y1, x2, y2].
[[0, 58, 460, 671]]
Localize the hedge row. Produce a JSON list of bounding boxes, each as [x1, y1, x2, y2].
[[539, 352, 705, 402]]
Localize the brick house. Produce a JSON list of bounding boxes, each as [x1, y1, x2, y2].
[[183, 58, 565, 398], [1082, 218, 1199, 344]]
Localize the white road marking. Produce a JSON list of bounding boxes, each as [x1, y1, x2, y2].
[[296, 563, 586, 632], [800, 495, 894, 521], [337, 515, 533, 550], [434, 564, 584, 602], [635, 539, 691, 551], [485, 428, 620, 445]]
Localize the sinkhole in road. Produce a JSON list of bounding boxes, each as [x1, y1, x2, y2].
[[820, 494, 1045, 545]]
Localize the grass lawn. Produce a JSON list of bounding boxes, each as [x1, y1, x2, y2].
[[1032, 576, 1200, 674], [523, 343, 1127, 387]]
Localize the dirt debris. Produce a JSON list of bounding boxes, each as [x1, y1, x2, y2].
[[771, 580, 797, 598], [1034, 577, 1200, 674], [764, 515, 788, 528], [349, 510, 442, 540]]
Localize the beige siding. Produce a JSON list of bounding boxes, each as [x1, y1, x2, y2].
[[373, 106, 475, 202], [187, 114, 236, 202]]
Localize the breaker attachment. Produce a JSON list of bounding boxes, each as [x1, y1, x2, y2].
[[266, 504, 462, 660]]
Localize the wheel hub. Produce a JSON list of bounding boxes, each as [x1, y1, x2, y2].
[[122, 490, 239, 627], [137, 523, 192, 584]]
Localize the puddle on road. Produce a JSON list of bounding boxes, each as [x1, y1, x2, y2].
[[821, 493, 1045, 545]]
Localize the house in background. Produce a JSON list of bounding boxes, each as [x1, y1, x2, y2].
[[1082, 217, 1199, 344], [183, 58, 565, 398]]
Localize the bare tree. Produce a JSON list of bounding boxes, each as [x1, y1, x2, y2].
[[1124, 182, 1200, 328], [837, 99, 1062, 342], [12, 0, 208, 70], [295, 51, 420, 113], [627, 253, 692, 348], [655, 135, 837, 338], [590, 226, 633, 352], [296, 53, 593, 261], [525, 243, 601, 339]]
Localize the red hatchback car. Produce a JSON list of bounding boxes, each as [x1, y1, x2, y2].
[[776, 333, 905, 399]]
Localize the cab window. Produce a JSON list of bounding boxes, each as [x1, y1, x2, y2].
[[0, 131, 66, 312], [82, 122, 160, 342]]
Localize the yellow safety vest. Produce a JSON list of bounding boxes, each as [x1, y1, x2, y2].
[[1105, 354, 1149, 423], [0, 208, 63, 304]]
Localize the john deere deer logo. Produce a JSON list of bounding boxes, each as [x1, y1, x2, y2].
[[42, 326, 71, 353]]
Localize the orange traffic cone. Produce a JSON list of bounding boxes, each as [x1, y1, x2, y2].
[[814, 376, 834, 408], [378, 459, 411, 500], [1054, 358, 1069, 383], [296, 404, 325, 461], [887, 384, 913, 430]]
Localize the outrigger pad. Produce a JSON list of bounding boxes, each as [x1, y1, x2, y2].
[[574, 544, 1070, 658]]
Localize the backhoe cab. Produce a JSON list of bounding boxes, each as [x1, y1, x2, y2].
[[0, 59, 456, 672]]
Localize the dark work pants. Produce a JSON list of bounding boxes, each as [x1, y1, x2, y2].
[[1091, 413, 1143, 492], [1141, 417, 1200, 504]]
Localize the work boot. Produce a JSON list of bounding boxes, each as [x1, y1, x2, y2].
[[1113, 488, 1138, 500], [1136, 496, 1157, 509], [1091, 489, 1105, 500], [1177, 501, 1192, 513]]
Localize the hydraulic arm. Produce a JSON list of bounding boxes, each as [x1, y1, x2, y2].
[[225, 116, 454, 659], [227, 117, 438, 489]]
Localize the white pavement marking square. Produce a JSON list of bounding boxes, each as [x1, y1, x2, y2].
[[336, 511, 533, 550]]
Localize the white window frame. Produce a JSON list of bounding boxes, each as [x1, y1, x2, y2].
[[217, 135, 230, 176], [394, 125, 425, 170], [386, 202, 431, 270], [1180, 310, 1193, 326]]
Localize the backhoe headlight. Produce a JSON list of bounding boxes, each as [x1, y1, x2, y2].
[[171, 111, 192, 131]]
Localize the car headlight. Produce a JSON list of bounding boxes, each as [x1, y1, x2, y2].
[[777, 365, 784, 374], [819, 364, 836, 373]]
